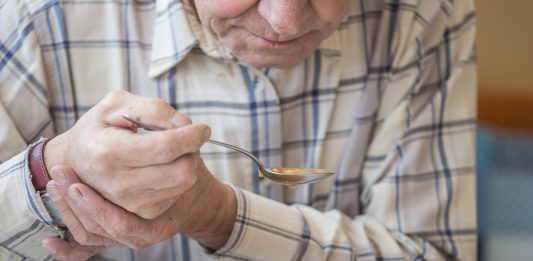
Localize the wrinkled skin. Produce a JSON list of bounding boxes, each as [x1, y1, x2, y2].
[[42, 0, 351, 260]]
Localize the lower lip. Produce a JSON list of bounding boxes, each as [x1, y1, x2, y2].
[[249, 34, 300, 49]]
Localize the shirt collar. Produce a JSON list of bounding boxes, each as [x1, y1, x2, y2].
[[148, 0, 196, 78], [149, 0, 346, 78], [149, 0, 233, 78]]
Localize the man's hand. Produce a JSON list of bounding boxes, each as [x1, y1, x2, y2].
[[42, 237, 104, 261], [42, 164, 237, 259], [44, 90, 211, 219]]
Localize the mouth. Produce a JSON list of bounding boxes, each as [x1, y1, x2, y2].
[[260, 37, 299, 47], [245, 31, 303, 50]]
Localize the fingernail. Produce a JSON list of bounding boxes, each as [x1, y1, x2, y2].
[[203, 126, 211, 140], [46, 181, 61, 202], [50, 168, 67, 186], [68, 186, 85, 205], [42, 241, 56, 255]]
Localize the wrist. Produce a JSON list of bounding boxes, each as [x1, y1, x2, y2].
[[29, 138, 68, 228], [29, 138, 52, 191], [184, 167, 237, 250], [199, 184, 237, 250], [43, 133, 68, 174]]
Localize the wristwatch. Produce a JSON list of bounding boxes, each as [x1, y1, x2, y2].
[[29, 138, 66, 229]]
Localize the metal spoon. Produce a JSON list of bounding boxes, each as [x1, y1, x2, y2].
[[122, 114, 334, 186]]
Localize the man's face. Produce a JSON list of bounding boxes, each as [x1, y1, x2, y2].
[[193, 0, 350, 69]]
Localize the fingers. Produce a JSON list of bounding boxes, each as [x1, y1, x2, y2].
[[42, 237, 103, 261], [101, 90, 191, 129], [107, 150, 202, 218], [109, 109, 192, 131], [47, 180, 119, 247], [102, 123, 211, 167], [101, 153, 201, 218], [50, 166, 150, 249], [49, 167, 109, 237], [66, 182, 156, 248], [83, 145, 204, 218], [94, 91, 212, 167], [126, 153, 200, 196]]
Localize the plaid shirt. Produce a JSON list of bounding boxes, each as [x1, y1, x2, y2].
[[0, 0, 477, 260]]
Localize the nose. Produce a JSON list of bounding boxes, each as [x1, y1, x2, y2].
[[257, 0, 310, 39]]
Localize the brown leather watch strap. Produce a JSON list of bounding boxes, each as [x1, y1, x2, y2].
[[29, 138, 52, 191]]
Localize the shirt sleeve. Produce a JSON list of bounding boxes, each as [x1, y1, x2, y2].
[[214, 1, 477, 260], [216, 188, 454, 260], [0, 150, 61, 261], [0, 1, 61, 260]]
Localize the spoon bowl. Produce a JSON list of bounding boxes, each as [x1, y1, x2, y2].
[[122, 114, 335, 186], [261, 168, 334, 185]]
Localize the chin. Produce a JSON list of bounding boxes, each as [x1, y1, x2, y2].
[[242, 57, 303, 69], [234, 51, 312, 69]]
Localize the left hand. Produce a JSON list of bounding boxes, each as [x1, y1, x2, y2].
[[42, 237, 105, 261], [42, 164, 237, 260]]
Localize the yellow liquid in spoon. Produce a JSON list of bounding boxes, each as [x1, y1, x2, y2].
[[259, 168, 329, 188]]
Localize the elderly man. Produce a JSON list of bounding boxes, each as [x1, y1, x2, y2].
[[0, 0, 477, 260]]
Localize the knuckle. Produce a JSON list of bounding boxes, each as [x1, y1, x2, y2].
[[188, 129, 208, 149], [89, 144, 114, 169], [174, 112, 192, 126], [107, 218, 131, 238], [148, 98, 171, 114], [102, 90, 126, 105], [92, 150, 108, 165]]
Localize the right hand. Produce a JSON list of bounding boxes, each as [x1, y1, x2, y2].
[[44, 90, 211, 219]]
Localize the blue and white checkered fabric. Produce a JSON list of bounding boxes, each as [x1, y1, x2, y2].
[[0, 0, 477, 260]]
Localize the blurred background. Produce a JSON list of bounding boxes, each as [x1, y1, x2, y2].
[[476, 0, 533, 260]]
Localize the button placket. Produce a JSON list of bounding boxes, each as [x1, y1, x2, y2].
[[248, 68, 283, 198]]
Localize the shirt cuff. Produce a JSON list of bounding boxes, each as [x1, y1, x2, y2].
[[213, 186, 305, 261], [0, 148, 62, 259], [25, 140, 66, 234]]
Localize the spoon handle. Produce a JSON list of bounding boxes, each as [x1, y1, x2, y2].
[[122, 114, 266, 170], [207, 140, 266, 170]]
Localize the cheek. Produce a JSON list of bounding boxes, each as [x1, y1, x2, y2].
[[197, 0, 257, 18], [311, 0, 351, 23]]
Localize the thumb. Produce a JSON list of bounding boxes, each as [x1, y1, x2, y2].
[[49, 165, 83, 196], [42, 237, 102, 261]]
